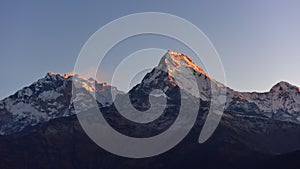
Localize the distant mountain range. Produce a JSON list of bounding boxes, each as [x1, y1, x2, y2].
[[0, 50, 300, 169]]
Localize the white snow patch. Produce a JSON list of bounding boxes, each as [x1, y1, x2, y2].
[[39, 90, 62, 101], [4, 98, 14, 110], [10, 102, 48, 121], [23, 88, 33, 96]]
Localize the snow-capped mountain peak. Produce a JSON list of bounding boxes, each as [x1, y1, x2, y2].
[[138, 50, 221, 99], [158, 50, 209, 77], [228, 81, 300, 123], [0, 72, 122, 135], [270, 81, 299, 93]]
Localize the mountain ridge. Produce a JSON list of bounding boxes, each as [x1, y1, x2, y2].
[[0, 50, 300, 136]]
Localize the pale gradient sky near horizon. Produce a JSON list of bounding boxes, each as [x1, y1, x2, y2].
[[1, 0, 300, 99]]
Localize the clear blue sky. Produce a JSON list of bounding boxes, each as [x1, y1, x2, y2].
[[1, 0, 300, 99]]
